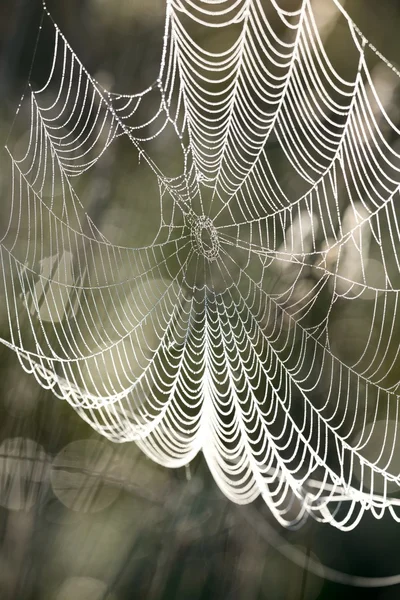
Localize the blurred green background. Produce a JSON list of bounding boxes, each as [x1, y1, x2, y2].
[[1, 0, 400, 598]]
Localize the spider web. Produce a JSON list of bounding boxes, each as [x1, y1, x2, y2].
[[2, 0, 400, 530]]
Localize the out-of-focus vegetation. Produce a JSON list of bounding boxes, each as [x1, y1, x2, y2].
[[1, 1, 400, 599]]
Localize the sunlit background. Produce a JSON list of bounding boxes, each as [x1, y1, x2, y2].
[[1, 0, 400, 598]]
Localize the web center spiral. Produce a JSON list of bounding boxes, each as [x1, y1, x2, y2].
[[191, 216, 220, 261]]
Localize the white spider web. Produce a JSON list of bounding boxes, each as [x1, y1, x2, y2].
[[2, 0, 400, 530]]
